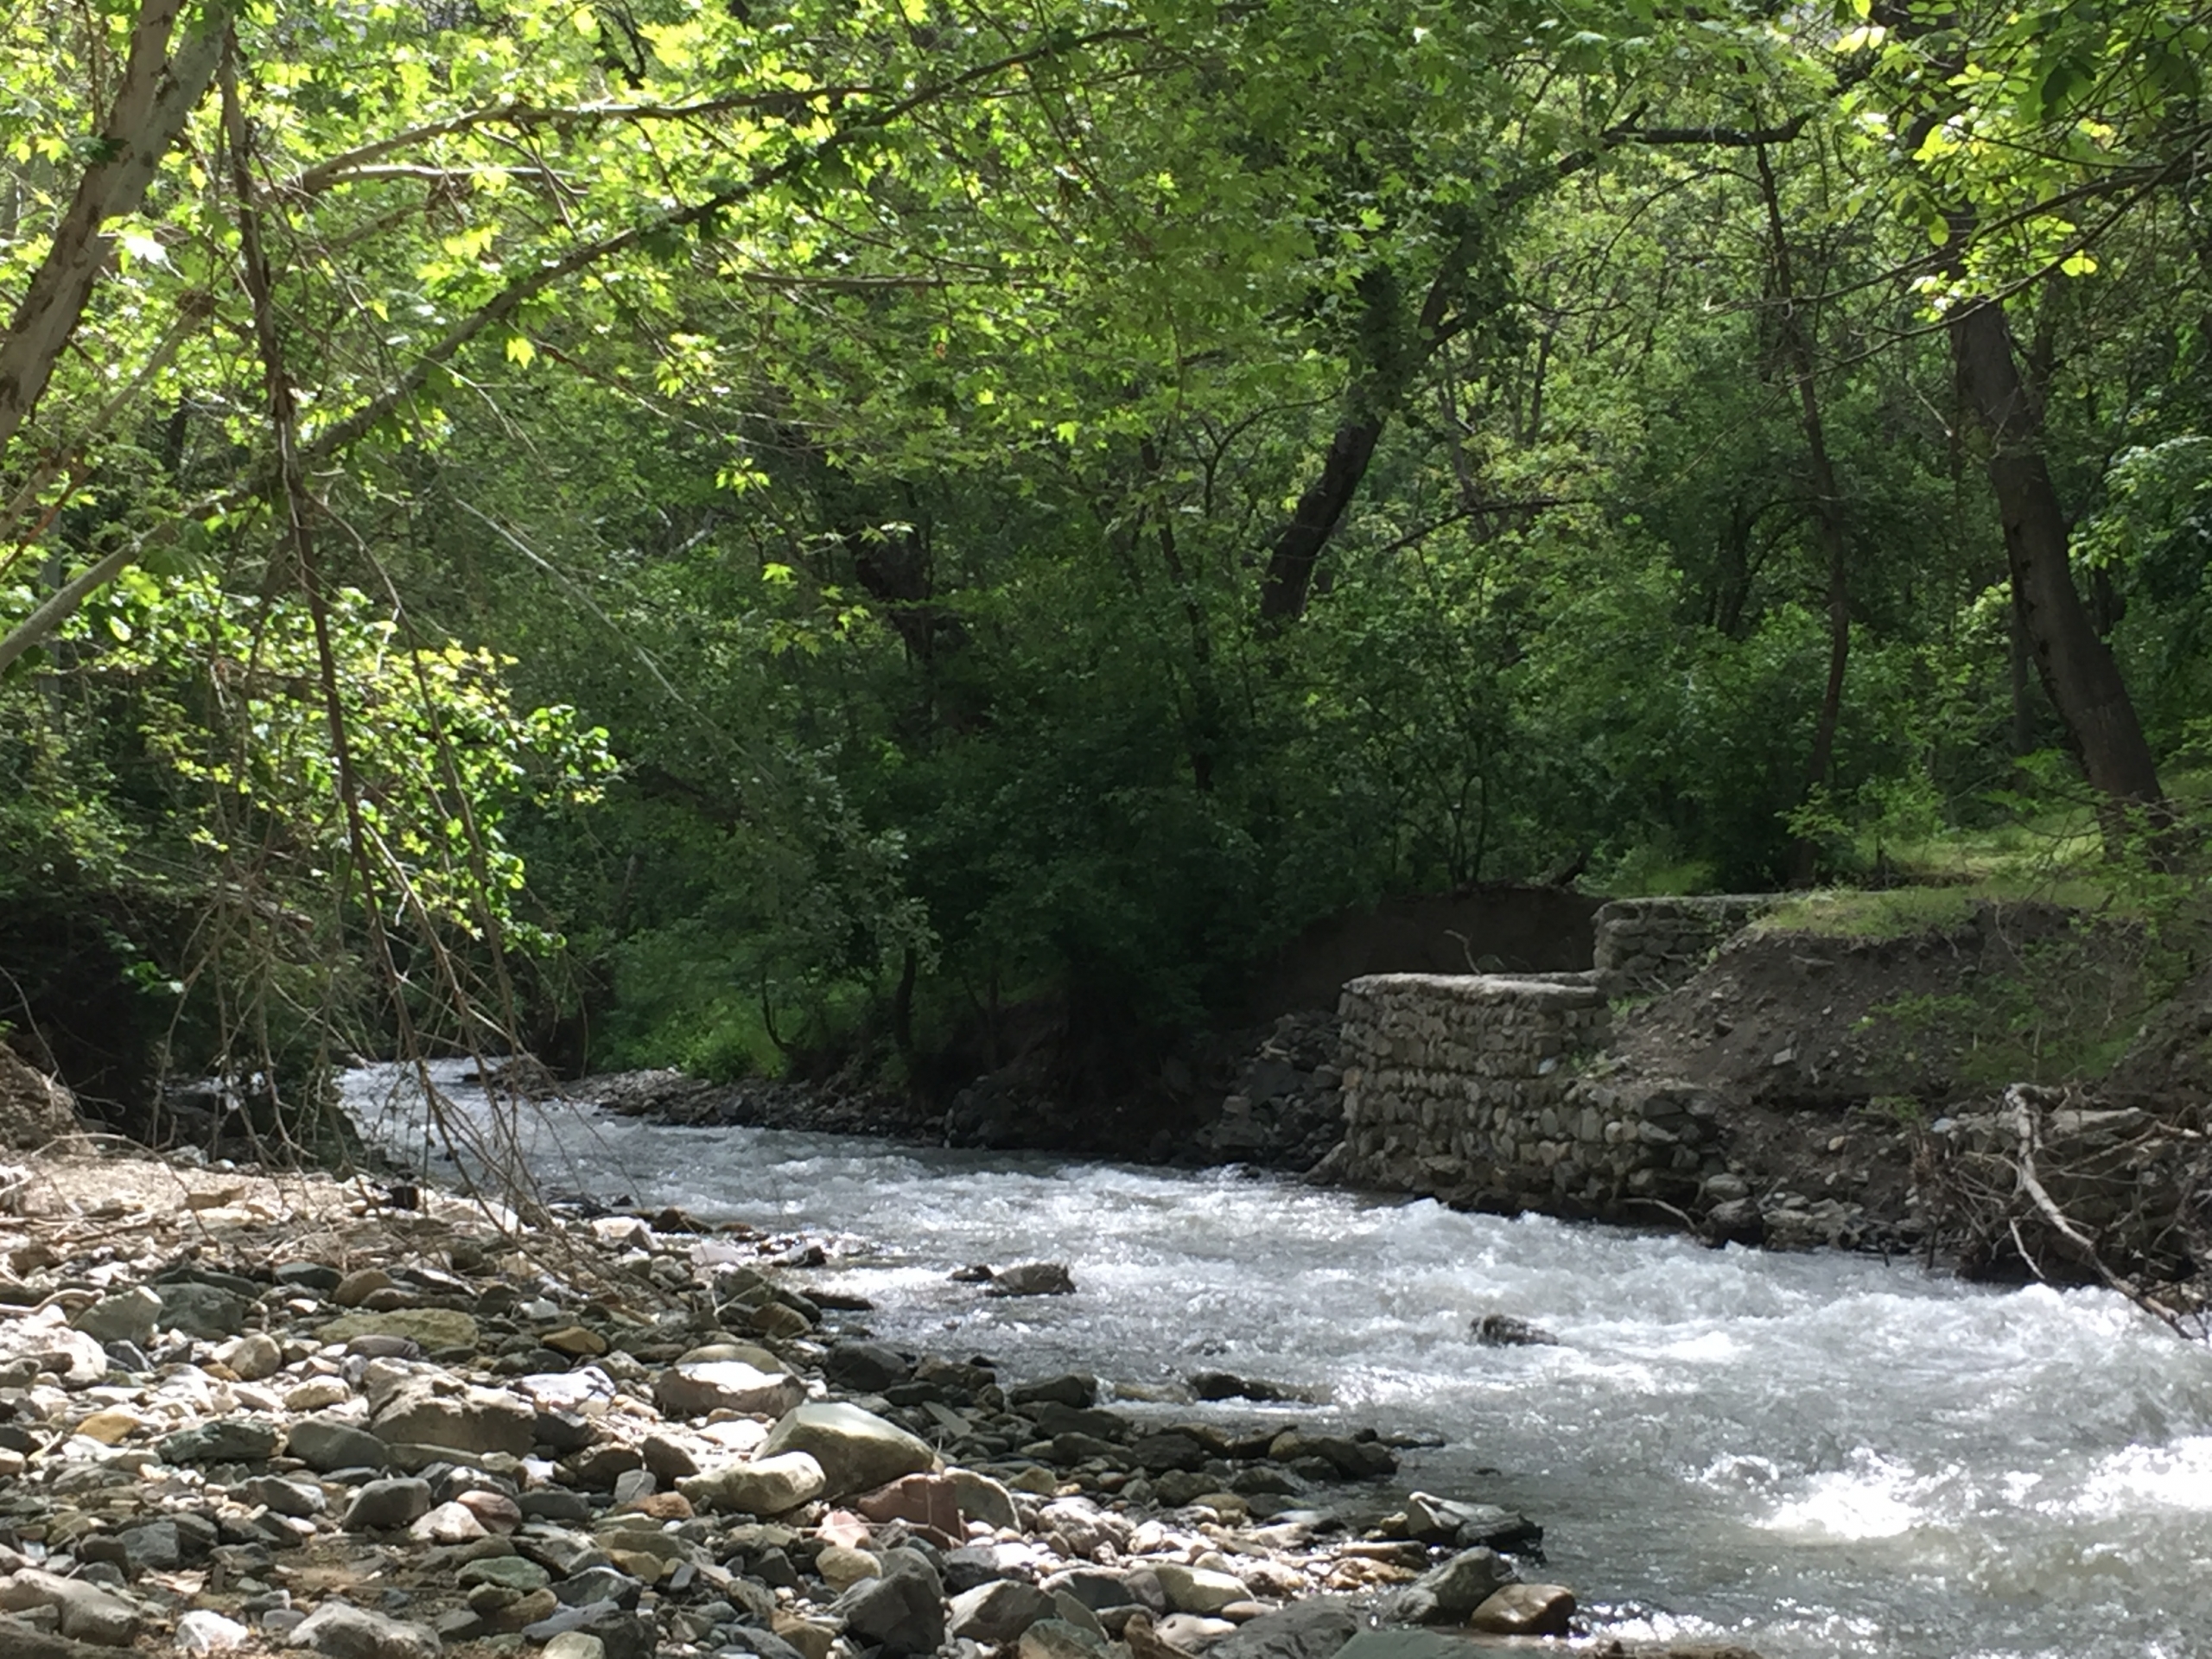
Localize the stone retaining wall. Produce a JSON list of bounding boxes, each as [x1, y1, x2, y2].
[[1592, 895, 1777, 996], [1330, 972, 1732, 1217]]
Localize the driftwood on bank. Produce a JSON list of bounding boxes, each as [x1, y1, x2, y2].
[[1915, 1082, 2211, 1340]]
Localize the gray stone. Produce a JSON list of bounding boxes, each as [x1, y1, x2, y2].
[[371, 1379, 534, 1457], [1018, 1619, 1116, 1659], [830, 1570, 944, 1657], [70, 1287, 162, 1347], [156, 1284, 250, 1341], [340, 1478, 433, 1531], [679, 1452, 825, 1516], [1207, 1599, 1357, 1659], [948, 1468, 1020, 1531], [161, 1420, 281, 1465], [823, 1342, 911, 1394], [118, 1520, 183, 1573], [456, 1557, 551, 1596], [0, 1567, 141, 1644], [757, 1402, 935, 1498], [520, 1605, 655, 1659], [515, 1530, 610, 1580], [1402, 1493, 1541, 1552], [721, 1628, 806, 1659], [654, 1362, 806, 1421], [1153, 1563, 1249, 1616], [949, 1580, 1053, 1643], [1395, 1549, 1516, 1624], [242, 1476, 327, 1518], [518, 1489, 593, 1523], [287, 1417, 389, 1474], [283, 1601, 442, 1659], [553, 1569, 642, 1610]]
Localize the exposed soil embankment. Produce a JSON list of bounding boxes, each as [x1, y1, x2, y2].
[[1596, 903, 2210, 1304]]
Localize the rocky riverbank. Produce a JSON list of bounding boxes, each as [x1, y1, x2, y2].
[[0, 1144, 1760, 1659]]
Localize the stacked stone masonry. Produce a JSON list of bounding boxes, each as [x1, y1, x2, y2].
[[1592, 895, 1777, 997], [1334, 972, 1732, 1217]]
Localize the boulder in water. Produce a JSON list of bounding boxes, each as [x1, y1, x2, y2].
[[1471, 1313, 1558, 1347], [986, 1262, 1077, 1297]]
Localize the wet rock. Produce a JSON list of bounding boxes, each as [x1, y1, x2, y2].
[[371, 1378, 534, 1457], [1268, 1431, 1395, 1479], [541, 1637, 604, 1659], [1190, 1372, 1298, 1403], [1205, 1599, 1357, 1659], [987, 1262, 1076, 1298], [1008, 1374, 1097, 1409], [1471, 1314, 1557, 1348], [1402, 1493, 1541, 1552], [283, 1601, 442, 1659], [654, 1361, 805, 1421], [161, 1419, 281, 1465], [950, 1580, 1055, 1643], [1395, 1548, 1516, 1624], [288, 1416, 388, 1473], [757, 1402, 936, 1498], [342, 1478, 433, 1531], [1468, 1583, 1575, 1637]]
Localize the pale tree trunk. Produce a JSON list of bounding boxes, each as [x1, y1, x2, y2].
[[1948, 296, 2164, 810], [0, 0, 226, 461]]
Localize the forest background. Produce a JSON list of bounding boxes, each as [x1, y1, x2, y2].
[[3, 0, 2209, 1128]]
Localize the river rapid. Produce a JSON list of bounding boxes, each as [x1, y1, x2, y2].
[[347, 1064, 2212, 1659]]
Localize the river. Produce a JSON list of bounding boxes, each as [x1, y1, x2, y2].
[[346, 1064, 2212, 1659]]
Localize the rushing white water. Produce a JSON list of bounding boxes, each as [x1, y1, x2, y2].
[[348, 1065, 2212, 1659]]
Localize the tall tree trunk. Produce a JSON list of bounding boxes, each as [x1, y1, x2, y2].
[[1948, 296, 2164, 808], [0, 0, 226, 461], [1255, 222, 1491, 629], [1754, 146, 1852, 887]]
